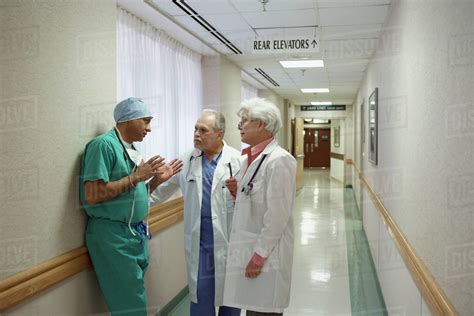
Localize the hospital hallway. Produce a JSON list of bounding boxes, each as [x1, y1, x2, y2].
[[2, 0, 473, 315], [167, 169, 386, 316]]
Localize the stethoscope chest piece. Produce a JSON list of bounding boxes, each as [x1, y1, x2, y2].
[[242, 182, 254, 195]]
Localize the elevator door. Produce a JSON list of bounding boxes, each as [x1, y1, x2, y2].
[[304, 128, 330, 168]]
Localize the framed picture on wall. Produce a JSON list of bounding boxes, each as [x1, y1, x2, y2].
[[334, 126, 340, 148], [368, 88, 378, 165]]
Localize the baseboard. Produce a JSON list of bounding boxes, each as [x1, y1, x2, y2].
[[156, 286, 189, 316]]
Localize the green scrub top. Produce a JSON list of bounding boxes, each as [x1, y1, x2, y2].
[[80, 129, 148, 223]]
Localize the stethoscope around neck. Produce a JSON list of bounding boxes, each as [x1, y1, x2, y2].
[[114, 127, 150, 239], [185, 150, 223, 181], [241, 154, 267, 196], [185, 151, 203, 181]]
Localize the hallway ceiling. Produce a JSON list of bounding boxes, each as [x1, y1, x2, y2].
[[141, 0, 392, 105]]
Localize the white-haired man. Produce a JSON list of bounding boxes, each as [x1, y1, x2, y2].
[[151, 110, 242, 316], [224, 98, 296, 316]]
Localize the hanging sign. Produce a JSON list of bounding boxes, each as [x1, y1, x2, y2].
[[301, 105, 346, 111], [252, 36, 319, 54]]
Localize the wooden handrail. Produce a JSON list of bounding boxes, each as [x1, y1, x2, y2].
[[0, 197, 184, 312], [351, 163, 457, 315]]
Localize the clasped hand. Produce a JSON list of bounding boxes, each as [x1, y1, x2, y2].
[[225, 177, 237, 199]]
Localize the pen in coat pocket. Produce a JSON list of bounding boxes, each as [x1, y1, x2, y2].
[[227, 162, 233, 177]]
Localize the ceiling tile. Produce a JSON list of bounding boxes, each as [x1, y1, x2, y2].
[[210, 43, 239, 54], [186, 0, 237, 14], [242, 9, 317, 29], [321, 24, 383, 40], [174, 15, 210, 35], [230, 0, 316, 13], [326, 60, 368, 72], [323, 38, 377, 59], [272, 52, 326, 60], [284, 67, 326, 75], [201, 13, 252, 32], [317, 0, 391, 8], [319, 5, 390, 26], [256, 26, 319, 39], [325, 58, 370, 67], [227, 52, 273, 64], [221, 30, 258, 51], [150, 0, 186, 16]]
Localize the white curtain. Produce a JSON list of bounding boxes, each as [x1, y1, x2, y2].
[[241, 80, 258, 102], [117, 7, 202, 160]]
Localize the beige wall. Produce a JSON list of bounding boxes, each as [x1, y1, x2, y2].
[[0, 0, 115, 314], [202, 55, 242, 149], [0, 0, 116, 277], [353, 0, 474, 314], [0, 1, 188, 315], [258, 89, 286, 149], [330, 119, 344, 182], [145, 222, 187, 314]]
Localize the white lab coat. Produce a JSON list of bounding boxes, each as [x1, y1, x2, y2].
[[150, 142, 242, 305], [223, 140, 296, 313]]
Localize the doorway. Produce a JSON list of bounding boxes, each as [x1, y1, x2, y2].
[[304, 128, 331, 168]]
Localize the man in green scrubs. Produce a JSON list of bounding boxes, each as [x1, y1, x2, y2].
[[80, 97, 182, 315]]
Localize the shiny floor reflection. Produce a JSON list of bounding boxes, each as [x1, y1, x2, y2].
[[285, 169, 352, 316], [170, 169, 384, 315]]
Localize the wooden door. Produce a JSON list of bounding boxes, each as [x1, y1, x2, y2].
[[304, 128, 330, 168], [303, 128, 313, 168], [313, 128, 331, 168]]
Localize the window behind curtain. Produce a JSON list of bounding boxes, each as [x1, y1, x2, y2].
[[117, 7, 203, 161]]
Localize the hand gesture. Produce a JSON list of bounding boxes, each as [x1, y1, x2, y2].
[[154, 159, 183, 183], [133, 155, 165, 183], [225, 177, 237, 199]]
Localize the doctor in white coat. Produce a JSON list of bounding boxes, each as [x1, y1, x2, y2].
[[224, 98, 296, 316], [150, 110, 242, 316]]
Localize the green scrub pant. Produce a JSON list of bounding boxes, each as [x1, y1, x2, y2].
[[86, 218, 149, 316]]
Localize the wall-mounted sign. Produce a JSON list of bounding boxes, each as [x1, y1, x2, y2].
[[252, 37, 319, 54], [301, 105, 346, 111]]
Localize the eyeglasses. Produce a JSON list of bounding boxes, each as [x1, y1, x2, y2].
[[238, 117, 259, 129]]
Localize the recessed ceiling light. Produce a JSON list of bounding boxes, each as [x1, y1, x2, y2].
[[311, 101, 332, 105], [301, 88, 330, 93], [280, 60, 324, 68]]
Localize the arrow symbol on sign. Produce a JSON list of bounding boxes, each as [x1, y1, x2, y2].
[[311, 40, 318, 48]]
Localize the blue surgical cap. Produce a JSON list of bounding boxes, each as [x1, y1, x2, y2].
[[114, 97, 153, 123]]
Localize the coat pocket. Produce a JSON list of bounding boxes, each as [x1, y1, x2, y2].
[[227, 230, 275, 273]]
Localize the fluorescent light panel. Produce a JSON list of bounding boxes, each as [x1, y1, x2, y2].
[[280, 60, 324, 68], [311, 101, 332, 105], [301, 88, 330, 93]]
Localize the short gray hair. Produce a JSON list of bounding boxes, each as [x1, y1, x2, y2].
[[202, 109, 226, 133], [238, 98, 282, 135]]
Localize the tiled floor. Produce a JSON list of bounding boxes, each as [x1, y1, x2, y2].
[[168, 170, 385, 316], [285, 169, 352, 316]]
